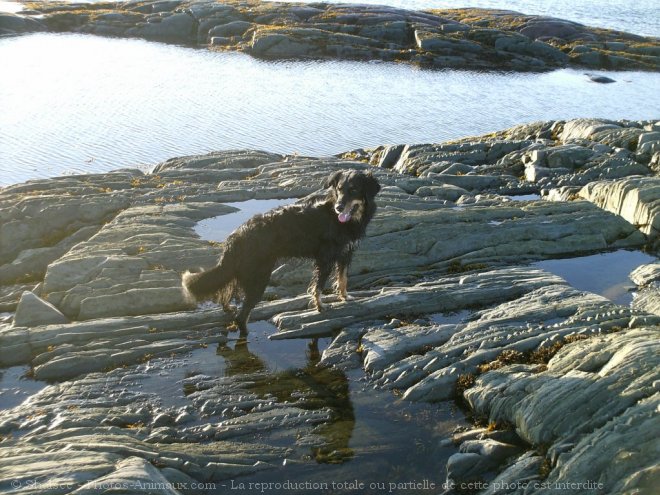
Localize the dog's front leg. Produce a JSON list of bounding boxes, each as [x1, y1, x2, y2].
[[334, 252, 354, 302], [309, 259, 333, 311]]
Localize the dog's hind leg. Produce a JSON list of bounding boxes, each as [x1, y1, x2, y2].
[[235, 268, 272, 335], [309, 258, 333, 311]]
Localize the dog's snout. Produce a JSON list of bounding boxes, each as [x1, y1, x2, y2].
[[335, 203, 345, 214]]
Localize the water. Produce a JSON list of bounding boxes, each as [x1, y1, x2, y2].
[[505, 194, 542, 202], [266, 0, 660, 37], [533, 250, 657, 306], [133, 321, 463, 492], [195, 199, 297, 242], [1, 33, 659, 186]]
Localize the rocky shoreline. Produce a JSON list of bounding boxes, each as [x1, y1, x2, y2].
[[1, 0, 659, 71], [1, 117, 659, 493]]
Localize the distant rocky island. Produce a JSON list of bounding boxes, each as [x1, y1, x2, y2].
[[1, 116, 658, 492], [1, 0, 659, 71]]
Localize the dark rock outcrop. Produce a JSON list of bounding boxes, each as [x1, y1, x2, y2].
[[8, 1, 660, 71]]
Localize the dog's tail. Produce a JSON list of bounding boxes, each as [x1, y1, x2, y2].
[[182, 260, 233, 304]]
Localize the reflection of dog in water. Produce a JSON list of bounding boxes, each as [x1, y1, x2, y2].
[[183, 170, 381, 334], [216, 338, 354, 463]]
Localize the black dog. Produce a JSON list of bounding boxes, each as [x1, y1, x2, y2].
[[182, 170, 380, 333]]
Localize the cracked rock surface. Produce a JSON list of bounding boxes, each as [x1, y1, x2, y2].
[[1, 118, 658, 493]]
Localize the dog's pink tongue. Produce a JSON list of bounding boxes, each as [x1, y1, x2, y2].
[[338, 212, 351, 223]]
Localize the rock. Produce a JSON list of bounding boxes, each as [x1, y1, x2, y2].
[[208, 20, 252, 38], [373, 144, 406, 169], [633, 285, 660, 316], [78, 287, 192, 320], [542, 395, 659, 495], [362, 323, 456, 373], [127, 12, 195, 42], [545, 145, 594, 168], [586, 73, 616, 83], [447, 452, 496, 484], [0, 13, 44, 34], [465, 327, 658, 445], [579, 176, 660, 240], [70, 457, 180, 495], [20, 1, 656, 71], [636, 131, 660, 160], [630, 262, 660, 286], [460, 439, 523, 462], [0, 116, 658, 494], [481, 452, 544, 495], [13, 291, 68, 327], [415, 184, 468, 201], [560, 118, 621, 142]]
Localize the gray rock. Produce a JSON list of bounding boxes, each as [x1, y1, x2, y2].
[[13, 291, 68, 327], [127, 12, 195, 42], [208, 20, 252, 38], [633, 285, 660, 316], [465, 327, 658, 446], [586, 73, 616, 83], [70, 456, 180, 494], [415, 184, 468, 201], [447, 452, 496, 484], [630, 262, 660, 286], [0, 13, 45, 33], [580, 176, 660, 240], [560, 118, 621, 142]]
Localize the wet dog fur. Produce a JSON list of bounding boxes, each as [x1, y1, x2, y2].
[[182, 170, 380, 334]]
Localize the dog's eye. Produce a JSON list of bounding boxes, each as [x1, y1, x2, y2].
[[348, 187, 357, 194]]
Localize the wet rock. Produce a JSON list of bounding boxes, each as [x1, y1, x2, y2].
[[13, 291, 68, 327]]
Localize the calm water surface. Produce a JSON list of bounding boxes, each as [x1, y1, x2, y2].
[[1, 33, 659, 186]]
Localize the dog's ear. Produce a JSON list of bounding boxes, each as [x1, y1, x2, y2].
[[324, 170, 343, 189], [364, 172, 381, 198]]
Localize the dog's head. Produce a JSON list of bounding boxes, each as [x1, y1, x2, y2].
[[324, 170, 381, 223]]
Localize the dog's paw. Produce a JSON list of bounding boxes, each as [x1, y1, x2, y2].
[[309, 299, 326, 312], [339, 293, 354, 302]]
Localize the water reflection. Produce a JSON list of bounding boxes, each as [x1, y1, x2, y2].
[[217, 335, 355, 464]]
